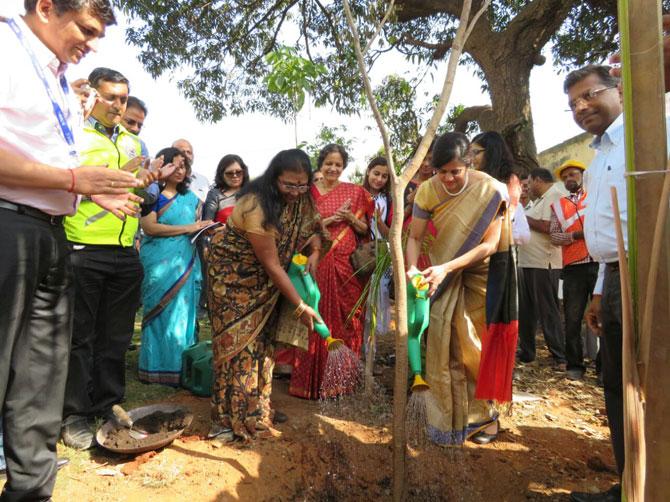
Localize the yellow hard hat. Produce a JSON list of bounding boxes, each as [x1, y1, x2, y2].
[[555, 159, 587, 179]]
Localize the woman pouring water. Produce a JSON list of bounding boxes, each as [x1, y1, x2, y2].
[[207, 149, 325, 442], [406, 132, 512, 446]]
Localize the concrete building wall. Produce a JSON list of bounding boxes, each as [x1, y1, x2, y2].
[[538, 132, 594, 174]]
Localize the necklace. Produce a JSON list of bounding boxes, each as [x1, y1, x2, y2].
[[442, 172, 469, 197]]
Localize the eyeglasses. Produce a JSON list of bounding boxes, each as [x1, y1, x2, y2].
[[469, 148, 485, 157], [224, 170, 244, 178], [566, 86, 617, 112], [278, 181, 310, 193]]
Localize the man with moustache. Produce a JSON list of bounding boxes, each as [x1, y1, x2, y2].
[[0, 1, 142, 498], [563, 64, 666, 502], [60, 67, 146, 450], [549, 160, 599, 381]]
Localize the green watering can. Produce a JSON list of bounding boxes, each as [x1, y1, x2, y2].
[[288, 253, 343, 351], [407, 273, 430, 391]]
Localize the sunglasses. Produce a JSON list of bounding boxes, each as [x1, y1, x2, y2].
[[278, 181, 310, 193], [224, 170, 244, 178]]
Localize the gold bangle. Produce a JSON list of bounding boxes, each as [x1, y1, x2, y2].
[[294, 300, 307, 318]]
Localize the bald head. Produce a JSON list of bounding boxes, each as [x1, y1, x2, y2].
[[172, 139, 193, 163]]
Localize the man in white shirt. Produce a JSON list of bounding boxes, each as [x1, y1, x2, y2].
[[0, 1, 141, 498], [564, 64, 626, 502], [517, 167, 567, 368]]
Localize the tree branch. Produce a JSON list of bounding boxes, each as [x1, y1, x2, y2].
[[363, 0, 397, 55], [401, 34, 453, 60], [314, 0, 345, 53], [453, 104, 494, 132]]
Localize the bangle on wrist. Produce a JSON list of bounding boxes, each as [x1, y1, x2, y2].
[[67, 168, 76, 193], [293, 300, 307, 318]]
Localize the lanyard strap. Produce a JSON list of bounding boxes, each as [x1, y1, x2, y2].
[[7, 18, 78, 161]]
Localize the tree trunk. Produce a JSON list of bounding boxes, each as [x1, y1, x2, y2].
[[475, 50, 539, 174]]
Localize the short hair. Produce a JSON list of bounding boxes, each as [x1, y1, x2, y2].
[[563, 64, 619, 93], [214, 154, 250, 190], [317, 144, 349, 170], [88, 67, 129, 90], [126, 96, 147, 115], [431, 132, 469, 168], [529, 167, 554, 183], [25, 0, 116, 25]]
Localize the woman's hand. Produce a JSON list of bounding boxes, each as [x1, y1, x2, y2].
[[189, 220, 213, 233], [407, 265, 421, 281], [305, 251, 319, 276], [422, 263, 451, 296], [299, 305, 322, 331], [322, 214, 344, 226]]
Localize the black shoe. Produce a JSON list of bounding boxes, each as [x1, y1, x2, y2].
[[566, 369, 585, 381], [570, 484, 621, 502], [61, 415, 95, 450], [273, 410, 288, 424]]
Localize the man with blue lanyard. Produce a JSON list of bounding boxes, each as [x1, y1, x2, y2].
[[0, 0, 143, 499]]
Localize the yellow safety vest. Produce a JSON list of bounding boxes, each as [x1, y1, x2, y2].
[[65, 122, 142, 246]]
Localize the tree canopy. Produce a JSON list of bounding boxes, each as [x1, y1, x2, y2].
[[115, 0, 652, 165]]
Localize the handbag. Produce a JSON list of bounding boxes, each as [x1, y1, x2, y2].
[[350, 239, 377, 277]]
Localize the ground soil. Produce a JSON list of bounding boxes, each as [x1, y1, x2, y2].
[[3, 335, 618, 501], [101, 411, 190, 450]]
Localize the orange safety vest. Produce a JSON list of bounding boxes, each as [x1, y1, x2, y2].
[[551, 192, 590, 267]]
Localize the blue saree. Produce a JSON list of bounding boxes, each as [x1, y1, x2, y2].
[[139, 190, 201, 385]]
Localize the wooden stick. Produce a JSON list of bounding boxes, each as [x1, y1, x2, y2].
[[611, 186, 646, 501]]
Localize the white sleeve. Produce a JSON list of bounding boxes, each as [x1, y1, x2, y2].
[[512, 204, 531, 245], [593, 263, 605, 295]]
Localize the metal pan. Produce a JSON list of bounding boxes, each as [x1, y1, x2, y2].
[[96, 403, 193, 455]]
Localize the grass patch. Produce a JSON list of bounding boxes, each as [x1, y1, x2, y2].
[[123, 314, 212, 409]]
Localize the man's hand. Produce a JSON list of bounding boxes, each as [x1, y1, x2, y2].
[[91, 192, 143, 220], [585, 295, 603, 336], [609, 14, 670, 92], [70, 78, 97, 119], [120, 156, 145, 173], [72, 166, 141, 195]]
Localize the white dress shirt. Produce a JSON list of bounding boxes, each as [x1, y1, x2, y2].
[[518, 183, 564, 269], [0, 16, 81, 215], [584, 113, 670, 294]]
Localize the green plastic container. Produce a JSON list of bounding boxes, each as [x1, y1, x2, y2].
[[181, 340, 213, 397]]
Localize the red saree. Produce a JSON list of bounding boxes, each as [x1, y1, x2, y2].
[[289, 182, 373, 399]]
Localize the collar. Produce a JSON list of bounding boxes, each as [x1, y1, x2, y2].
[[87, 115, 122, 138], [590, 113, 624, 150], [16, 16, 66, 80]]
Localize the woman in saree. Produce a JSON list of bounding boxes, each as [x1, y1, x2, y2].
[[407, 132, 516, 446], [208, 149, 323, 441], [289, 144, 373, 400], [203, 154, 250, 224], [138, 147, 212, 385]]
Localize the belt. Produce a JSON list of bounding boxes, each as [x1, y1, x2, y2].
[[0, 199, 64, 226]]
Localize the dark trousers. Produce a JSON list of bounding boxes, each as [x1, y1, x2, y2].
[[63, 246, 143, 419], [601, 264, 624, 476], [562, 262, 599, 371], [518, 267, 566, 363], [0, 210, 72, 501]]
